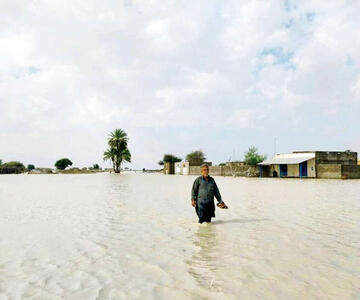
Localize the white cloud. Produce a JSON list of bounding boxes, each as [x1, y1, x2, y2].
[[351, 78, 360, 99], [225, 109, 253, 129], [0, 0, 360, 168], [145, 15, 199, 52]]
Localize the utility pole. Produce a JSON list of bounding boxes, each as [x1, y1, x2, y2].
[[274, 137, 277, 157]]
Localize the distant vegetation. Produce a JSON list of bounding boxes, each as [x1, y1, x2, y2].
[[186, 150, 206, 166], [158, 154, 182, 166], [0, 161, 26, 174], [27, 164, 35, 171], [103, 128, 131, 173], [55, 158, 73, 170], [244, 147, 266, 165], [0, 158, 103, 175]]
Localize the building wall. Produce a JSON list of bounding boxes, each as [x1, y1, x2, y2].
[[175, 161, 190, 175], [307, 158, 316, 177], [209, 166, 223, 176], [287, 164, 298, 177], [223, 164, 258, 177], [164, 162, 175, 174], [189, 166, 201, 175], [190, 165, 222, 176], [317, 164, 342, 179], [342, 165, 360, 179], [315, 151, 357, 165], [175, 162, 182, 175], [189, 165, 258, 177], [183, 161, 190, 175]]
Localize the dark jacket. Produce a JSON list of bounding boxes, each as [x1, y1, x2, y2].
[[191, 175, 223, 219]]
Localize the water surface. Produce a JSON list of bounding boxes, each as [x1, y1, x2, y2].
[[0, 173, 359, 299]]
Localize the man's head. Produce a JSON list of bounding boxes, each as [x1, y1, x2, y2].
[[200, 163, 209, 178]]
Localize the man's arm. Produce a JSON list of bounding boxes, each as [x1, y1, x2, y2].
[[213, 180, 228, 208], [191, 178, 199, 207], [213, 180, 223, 203]]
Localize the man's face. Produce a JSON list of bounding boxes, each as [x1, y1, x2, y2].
[[201, 166, 209, 177]]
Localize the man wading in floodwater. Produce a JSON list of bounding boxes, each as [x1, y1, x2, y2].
[[191, 164, 228, 223]]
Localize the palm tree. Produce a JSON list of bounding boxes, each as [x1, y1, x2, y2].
[[103, 129, 131, 173], [103, 148, 116, 172]]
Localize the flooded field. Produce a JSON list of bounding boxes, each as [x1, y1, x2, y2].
[[0, 173, 359, 299]]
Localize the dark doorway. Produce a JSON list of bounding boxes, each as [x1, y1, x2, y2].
[[299, 161, 308, 177], [259, 166, 270, 177], [280, 164, 287, 177]]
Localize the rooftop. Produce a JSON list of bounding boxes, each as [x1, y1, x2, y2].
[[258, 152, 315, 166]]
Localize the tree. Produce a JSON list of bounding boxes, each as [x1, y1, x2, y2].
[[0, 161, 26, 174], [103, 128, 131, 173], [27, 164, 35, 171], [55, 158, 73, 170], [92, 164, 100, 170], [0, 159, 2, 167], [186, 150, 206, 166], [244, 147, 266, 165], [162, 154, 182, 163], [158, 160, 164, 166]]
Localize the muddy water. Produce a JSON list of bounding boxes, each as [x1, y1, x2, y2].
[[0, 173, 359, 299]]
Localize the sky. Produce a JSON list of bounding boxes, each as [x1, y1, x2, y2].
[[1, 0, 360, 169]]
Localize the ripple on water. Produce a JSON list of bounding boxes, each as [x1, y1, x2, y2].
[[0, 173, 359, 299]]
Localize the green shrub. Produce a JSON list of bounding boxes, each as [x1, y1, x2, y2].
[[27, 164, 35, 171], [244, 147, 266, 165], [55, 158, 73, 170], [0, 161, 26, 174]]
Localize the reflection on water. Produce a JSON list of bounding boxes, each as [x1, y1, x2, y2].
[[212, 218, 270, 225], [187, 224, 220, 290], [0, 173, 359, 299]]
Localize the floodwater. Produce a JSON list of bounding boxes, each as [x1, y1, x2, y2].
[[0, 173, 359, 299]]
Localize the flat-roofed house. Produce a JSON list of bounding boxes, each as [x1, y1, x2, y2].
[[258, 151, 360, 179], [258, 152, 316, 178]]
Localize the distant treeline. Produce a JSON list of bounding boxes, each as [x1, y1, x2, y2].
[[0, 161, 26, 174], [0, 158, 102, 174], [158, 147, 266, 167]]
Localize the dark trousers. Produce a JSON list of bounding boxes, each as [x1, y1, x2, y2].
[[198, 216, 212, 224], [195, 203, 214, 224]]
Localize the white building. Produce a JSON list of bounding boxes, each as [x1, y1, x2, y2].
[[175, 161, 190, 175], [258, 152, 316, 178]]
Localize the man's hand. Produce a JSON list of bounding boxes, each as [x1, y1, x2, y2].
[[217, 202, 228, 209], [191, 199, 196, 207]]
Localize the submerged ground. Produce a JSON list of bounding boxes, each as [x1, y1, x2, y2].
[[0, 173, 359, 299]]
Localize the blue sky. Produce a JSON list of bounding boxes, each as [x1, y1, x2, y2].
[[1, 0, 360, 169]]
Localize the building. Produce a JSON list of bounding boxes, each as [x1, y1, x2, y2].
[[175, 161, 190, 175], [163, 162, 175, 175], [258, 151, 360, 179]]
